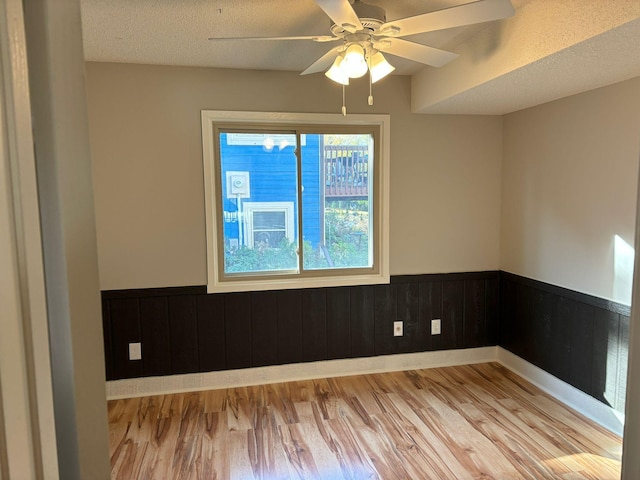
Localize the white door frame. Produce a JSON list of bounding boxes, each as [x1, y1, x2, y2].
[[622, 157, 640, 478], [0, 0, 59, 477]]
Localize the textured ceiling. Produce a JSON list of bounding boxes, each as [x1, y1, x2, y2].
[[81, 0, 512, 75], [81, 0, 640, 114]]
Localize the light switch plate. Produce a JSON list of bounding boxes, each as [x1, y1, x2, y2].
[[431, 319, 441, 335], [129, 342, 142, 360]]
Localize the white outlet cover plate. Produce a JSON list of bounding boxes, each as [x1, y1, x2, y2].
[[393, 321, 403, 336]]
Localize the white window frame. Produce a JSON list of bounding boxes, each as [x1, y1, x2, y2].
[[243, 201, 295, 248], [201, 110, 390, 293]]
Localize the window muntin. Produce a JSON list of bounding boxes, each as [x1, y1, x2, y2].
[[202, 111, 389, 293]]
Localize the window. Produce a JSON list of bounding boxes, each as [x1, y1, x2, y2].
[[243, 202, 295, 250], [202, 111, 389, 293]]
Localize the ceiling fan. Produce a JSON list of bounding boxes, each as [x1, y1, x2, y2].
[[209, 0, 515, 113]]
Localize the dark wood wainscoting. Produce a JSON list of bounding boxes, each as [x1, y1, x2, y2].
[[102, 272, 500, 381], [499, 271, 630, 412], [102, 271, 631, 414]]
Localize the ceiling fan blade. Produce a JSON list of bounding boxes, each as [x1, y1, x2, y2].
[[301, 46, 343, 75], [315, 0, 363, 33], [378, 0, 514, 38], [208, 35, 338, 43], [380, 38, 459, 67]]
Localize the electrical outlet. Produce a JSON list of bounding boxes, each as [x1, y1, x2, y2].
[[431, 319, 441, 335], [393, 321, 403, 336], [129, 342, 142, 360]]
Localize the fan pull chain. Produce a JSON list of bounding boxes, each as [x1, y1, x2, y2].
[[342, 84, 346, 116], [368, 46, 374, 106]]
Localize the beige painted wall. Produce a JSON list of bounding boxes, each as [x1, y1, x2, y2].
[[501, 77, 640, 304], [85, 62, 503, 290]]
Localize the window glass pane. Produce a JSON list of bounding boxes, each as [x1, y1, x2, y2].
[[301, 133, 373, 270], [218, 132, 299, 275], [253, 211, 287, 248], [254, 229, 286, 248], [253, 211, 285, 230]]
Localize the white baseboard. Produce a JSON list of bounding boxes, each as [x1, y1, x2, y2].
[[106, 347, 497, 400], [105, 346, 624, 436], [496, 347, 625, 436]]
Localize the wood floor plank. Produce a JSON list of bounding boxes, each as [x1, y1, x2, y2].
[[323, 417, 379, 480], [460, 400, 570, 478], [532, 395, 621, 453], [498, 395, 617, 465], [560, 473, 593, 480], [203, 388, 228, 413], [146, 416, 182, 479], [417, 398, 523, 479], [279, 422, 325, 479], [158, 393, 184, 419], [135, 441, 160, 480], [226, 387, 255, 432], [250, 417, 292, 480], [265, 383, 300, 426], [442, 381, 584, 476], [295, 420, 349, 479], [172, 435, 201, 480], [110, 438, 146, 479], [108, 362, 622, 479], [347, 414, 413, 480], [228, 430, 258, 480], [109, 421, 129, 461], [312, 378, 341, 422], [372, 411, 468, 480], [199, 411, 230, 479], [377, 391, 477, 479]]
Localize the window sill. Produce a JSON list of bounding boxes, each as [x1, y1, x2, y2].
[[207, 271, 390, 294]]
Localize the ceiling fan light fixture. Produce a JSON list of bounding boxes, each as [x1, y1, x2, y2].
[[369, 51, 395, 83], [325, 55, 350, 85], [341, 44, 368, 78]]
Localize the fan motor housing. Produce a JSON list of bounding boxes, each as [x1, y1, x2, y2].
[[352, 1, 386, 24], [330, 0, 386, 35]]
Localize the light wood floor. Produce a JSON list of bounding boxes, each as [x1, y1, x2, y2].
[[108, 362, 622, 479]]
